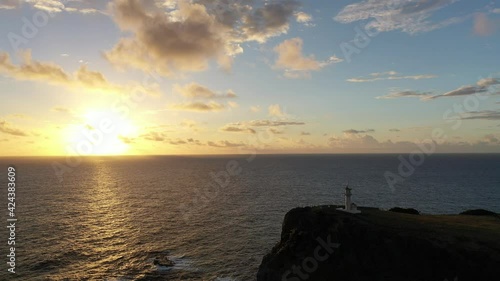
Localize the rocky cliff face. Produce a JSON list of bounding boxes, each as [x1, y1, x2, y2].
[[257, 206, 500, 281]]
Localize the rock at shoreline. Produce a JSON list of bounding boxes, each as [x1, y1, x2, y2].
[[460, 209, 499, 217], [257, 206, 500, 281], [153, 256, 175, 267], [389, 207, 420, 215]]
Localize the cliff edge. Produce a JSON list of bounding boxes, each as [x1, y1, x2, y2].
[[257, 206, 500, 281]]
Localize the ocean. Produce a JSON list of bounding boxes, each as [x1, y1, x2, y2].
[[0, 154, 499, 280]]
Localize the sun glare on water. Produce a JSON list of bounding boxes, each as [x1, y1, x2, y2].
[[64, 109, 138, 156]]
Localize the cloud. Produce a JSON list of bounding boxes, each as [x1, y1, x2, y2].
[[174, 83, 236, 99], [105, 0, 240, 76], [474, 13, 497, 36], [343, 129, 375, 134], [219, 125, 256, 134], [24, 0, 65, 12], [389, 128, 401, 132], [269, 128, 284, 134], [483, 134, 499, 144], [334, 0, 464, 34], [300, 131, 311, 136], [378, 77, 500, 100], [248, 120, 305, 127], [324, 132, 500, 153], [347, 71, 437, 83], [250, 106, 261, 113], [461, 110, 500, 121], [428, 85, 487, 99], [179, 119, 199, 130], [227, 101, 239, 108], [186, 138, 202, 145], [268, 104, 285, 117], [0, 50, 70, 83], [295, 11, 314, 26], [427, 78, 500, 99], [168, 139, 188, 145], [142, 131, 166, 142], [274, 37, 342, 78], [51, 106, 72, 114], [241, 0, 300, 42], [207, 140, 244, 148], [0, 120, 29, 137], [329, 133, 380, 149], [16, 0, 107, 14], [105, 0, 300, 76], [0, 0, 20, 9], [170, 101, 225, 112], [376, 90, 433, 100], [118, 135, 135, 144], [477, 78, 500, 88], [0, 50, 159, 96], [141, 131, 204, 145]]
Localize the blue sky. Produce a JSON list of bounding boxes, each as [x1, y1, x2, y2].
[[0, 0, 499, 156]]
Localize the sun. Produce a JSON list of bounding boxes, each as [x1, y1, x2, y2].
[[64, 109, 138, 155]]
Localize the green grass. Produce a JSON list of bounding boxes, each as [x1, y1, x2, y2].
[[313, 205, 500, 248]]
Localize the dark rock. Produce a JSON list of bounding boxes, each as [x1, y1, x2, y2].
[[257, 206, 500, 281], [153, 256, 174, 267], [459, 209, 498, 217], [389, 207, 420, 215]]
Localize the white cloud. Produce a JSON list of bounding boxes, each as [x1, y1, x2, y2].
[[268, 104, 285, 117], [427, 77, 500, 99], [378, 76, 500, 100], [326, 132, 500, 153], [376, 90, 433, 100], [105, 0, 301, 76], [274, 37, 342, 79], [0, 50, 160, 96], [295, 11, 314, 26], [348, 71, 437, 83], [248, 120, 305, 127], [170, 101, 226, 112], [250, 106, 261, 113], [174, 83, 237, 99], [15, 0, 107, 14], [0, 0, 20, 9], [0, 120, 29, 136], [343, 129, 375, 134], [334, 0, 465, 34], [219, 125, 255, 134]]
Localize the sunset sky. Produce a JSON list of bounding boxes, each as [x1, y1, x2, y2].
[[0, 0, 499, 156]]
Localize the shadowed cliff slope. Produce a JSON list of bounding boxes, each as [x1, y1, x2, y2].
[[257, 206, 500, 281]]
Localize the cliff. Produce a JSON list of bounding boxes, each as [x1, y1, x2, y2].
[[257, 206, 500, 281]]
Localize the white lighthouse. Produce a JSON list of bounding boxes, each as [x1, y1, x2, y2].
[[345, 185, 352, 211], [338, 183, 361, 214]]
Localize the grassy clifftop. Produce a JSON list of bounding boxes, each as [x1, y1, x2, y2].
[[257, 206, 500, 281]]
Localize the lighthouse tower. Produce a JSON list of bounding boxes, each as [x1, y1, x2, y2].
[[345, 185, 352, 211], [337, 183, 361, 214]]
